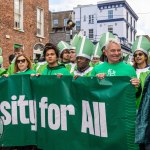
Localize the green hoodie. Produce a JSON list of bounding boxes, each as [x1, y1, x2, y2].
[[42, 64, 70, 75]]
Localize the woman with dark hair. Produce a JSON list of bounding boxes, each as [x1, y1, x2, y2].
[[42, 43, 70, 76]]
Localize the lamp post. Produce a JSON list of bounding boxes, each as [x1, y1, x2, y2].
[[67, 19, 75, 42]]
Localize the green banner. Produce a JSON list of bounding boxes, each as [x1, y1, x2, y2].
[[0, 75, 138, 150]]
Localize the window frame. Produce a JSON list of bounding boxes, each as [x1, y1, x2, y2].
[[36, 7, 44, 37], [89, 29, 94, 39], [14, 0, 23, 31], [108, 10, 113, 19]]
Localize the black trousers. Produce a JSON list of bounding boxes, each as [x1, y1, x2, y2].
[[140, 144, 150, 150]]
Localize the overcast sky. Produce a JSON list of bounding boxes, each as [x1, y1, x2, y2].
[[49, 0, 150, 36]]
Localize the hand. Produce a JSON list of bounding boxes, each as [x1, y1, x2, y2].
[[30, 73, 40, 77], [74, 75, 80, 80], [3, 74, 9, 77], [96, 73, 106, 79], [56, 74, 63, 78], [130, 78, 140, 87]]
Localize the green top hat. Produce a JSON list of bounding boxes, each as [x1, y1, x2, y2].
[[0, 47, 2, 56], [0, 56, 3, 65], [92, 42, 102, 58], [99, 32, 116, 51], [132, 36, 150, 55], [57, 41, 70, 55], [76, 36, 94, 60]]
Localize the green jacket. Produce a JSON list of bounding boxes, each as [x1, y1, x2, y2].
[[7, 63, 15, 75], [0, 68, 6, 76], [137, 70, 150, 108], [13, 69, 36, 75], [42, 64, 70, 75]]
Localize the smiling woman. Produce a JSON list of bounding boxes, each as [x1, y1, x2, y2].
[[14, 54, 36, 75]]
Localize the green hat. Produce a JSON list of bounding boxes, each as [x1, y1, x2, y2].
[[92, 42, 102, 58], [70, 34, 80, 50], [78, 31, 84, 38], [99, 32, 116, 50], [76, 36, 94, 60], [0, 56, 3, 65], [57, 41, 70, 55], [0, 47, 2, 56], [132, 36, 150, 55]]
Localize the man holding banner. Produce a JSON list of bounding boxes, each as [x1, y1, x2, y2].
[[91, 38, 139, 87]]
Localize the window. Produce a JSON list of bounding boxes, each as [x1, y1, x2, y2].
[[14, 0, 23, 30], [37, 8, 44, 37], [108, 10, 113, 19], [130, 17, 132, 25], [126, 24, 129, 39], [126, 12, 128, 22], [83, 15, 86, 22], [108, 25, 113, 33], [89, 29, 94, 39], [130, 28, 132, 42], [53, 19, 58, 27], [89, 15, 94, 24], [134, 31, 136, 41], [76, 21, 80, 30], [64, 18, 68, 26]]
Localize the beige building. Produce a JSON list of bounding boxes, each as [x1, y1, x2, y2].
[[50, 10, 76, 45]]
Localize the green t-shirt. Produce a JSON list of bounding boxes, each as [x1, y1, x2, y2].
[[91, 61, 137, 78], [42, 64, 70, 75]]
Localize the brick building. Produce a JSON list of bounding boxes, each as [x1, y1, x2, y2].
[[0, 0, 50, 67]]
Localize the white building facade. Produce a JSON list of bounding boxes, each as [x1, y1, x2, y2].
[[74, 0, 138, 54]]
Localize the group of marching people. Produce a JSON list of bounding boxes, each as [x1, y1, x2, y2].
[[0, 32, 150, 150]]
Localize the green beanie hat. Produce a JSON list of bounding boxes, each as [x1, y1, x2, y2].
[[93, 42, 102, 58], [0, 56, 3, 65], [76, 36, 94, 60], [99, 32, 116, 51], [57, 41, 70, 55], [132, 36, 150, 55]]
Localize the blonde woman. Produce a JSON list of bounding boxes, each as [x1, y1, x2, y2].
[[14, 54, 36, 74]]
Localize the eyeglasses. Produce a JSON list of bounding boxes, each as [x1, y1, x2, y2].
[[16, 59, 26, 63], [134, 53, 144, 57]]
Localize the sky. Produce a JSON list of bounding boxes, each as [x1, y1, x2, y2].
[[49, 0, 150, 36]]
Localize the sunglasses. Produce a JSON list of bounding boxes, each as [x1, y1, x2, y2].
[[134, 53, 144, 57], [16, 59, 26, 63]]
